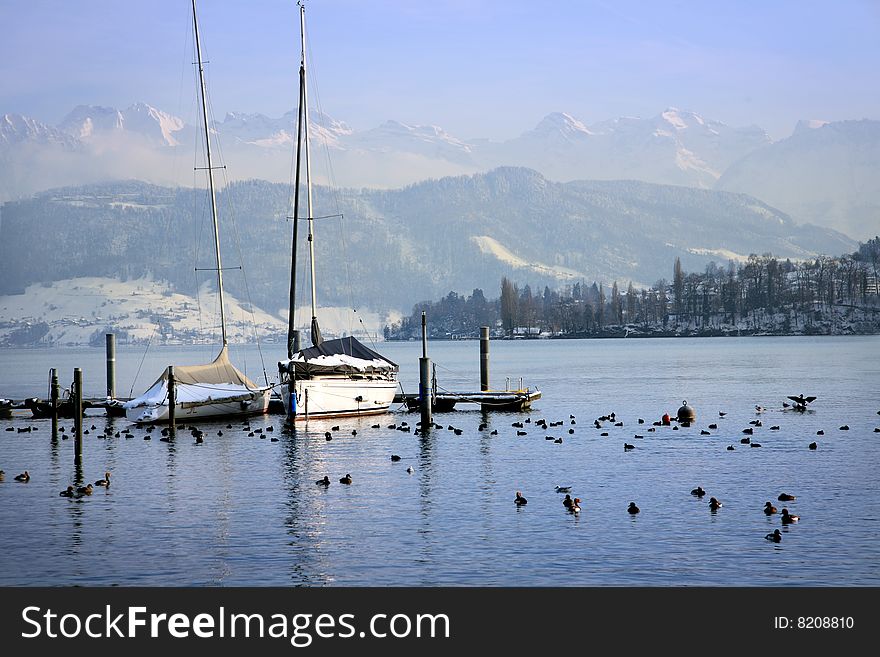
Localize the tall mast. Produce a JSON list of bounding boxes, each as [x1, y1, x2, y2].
[[299, 2, 322, 346], [287, 63, 305, 359], [192, 0, 228, 347]]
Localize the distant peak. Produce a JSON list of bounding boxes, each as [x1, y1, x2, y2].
[[793, 119, 829, 135], [531, 112, 593, 137]]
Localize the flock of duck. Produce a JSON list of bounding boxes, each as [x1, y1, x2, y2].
[[2, 394, 877, 548]]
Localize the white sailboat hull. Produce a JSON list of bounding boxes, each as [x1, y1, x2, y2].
[[126, 389, 271, 424], [282, 377, 397, 420]]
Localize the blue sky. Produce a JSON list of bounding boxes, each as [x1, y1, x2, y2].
[[2, 0, 878, 140]]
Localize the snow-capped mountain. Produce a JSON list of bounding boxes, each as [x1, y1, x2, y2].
[[1, 102, 877, 239], [58, 103, 187, 146], [717, 119, 880, 240], [1, 113, 78, 148]]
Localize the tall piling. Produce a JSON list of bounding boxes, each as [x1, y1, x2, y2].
[[73, 368, 83, 462], [50, 368, 59, 438], [480, 326, 490, 392], [419, 312, 432, 430], [168, 366, 176, 437], [105, 333, 116, 399]]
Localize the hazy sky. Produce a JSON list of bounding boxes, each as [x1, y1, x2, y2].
[[2, 0, 878, 140]]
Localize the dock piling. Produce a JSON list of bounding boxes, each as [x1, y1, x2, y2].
[[73, 368, 83, 460], [419, 311, 432, 430], [480, 326, 490, 392], [50, 368, 59, 438], [105, 333, 116, 399], [168, 366, 176, 437]]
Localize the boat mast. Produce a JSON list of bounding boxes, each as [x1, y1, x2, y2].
[[192, 0, 228, 348], [287, 53, 306, 359], [299, 2, 322, 346]]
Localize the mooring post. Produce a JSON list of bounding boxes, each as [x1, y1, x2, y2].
[[167, 366, 176, 437], [480, 326, 490, 392], [73, 368, 83, 460], [105, 333, 116, 399], [50, 368, 59, 438], [419, 311, 432, 430]]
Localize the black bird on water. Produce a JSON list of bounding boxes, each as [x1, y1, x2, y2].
[[766, 529, 782, 542], [627, 502, 640, 514], [339, 474, 353, 485], [515, 491, 528, 506], [787, 395, 816, 411], [316, 476, 330, 486], [691, 486, 706, 497], [764, 502, 778, 515]]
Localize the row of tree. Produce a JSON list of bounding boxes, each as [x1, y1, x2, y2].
[[384, 238, 880, 339]]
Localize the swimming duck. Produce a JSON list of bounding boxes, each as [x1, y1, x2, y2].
[[764, 502, 778, 515], [627, 502, 640, 514], [709, 497, 722, 511], [781, 508, 799, 524], [59, 485, 74, 497], [555, 485, 572, 493], [816, 430, 824, 435], [14, 470, 30, 482], [76, 483, 93, 496], [808, 442, 818, 450], [624, 443, 635, 451], [316, 476, 330, 486], [339, 474, 352, 485], [0, 470, 4, 481], [708, 423, 718, 429], [691, 486, 706, 497], [406, 466, 414, 474], [778, 493, 796, 502], [562, 494, 572, 509], [570, 498, 581, 514], [514, 491, 528, 506], [390, 454, 401, 462], [94, 472, 111, 487], [765, 529, 782, 542], [727, 445, 735, 450]]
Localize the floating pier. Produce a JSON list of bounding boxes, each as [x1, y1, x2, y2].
[[395, 323, 541, 413]]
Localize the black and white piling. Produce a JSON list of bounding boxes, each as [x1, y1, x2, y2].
[[480, 326, 490, 392], [105, 333, 116, 399], [168, 365, 176, 438], [419, 311, 432, 430], [73, 367, 83, 461]]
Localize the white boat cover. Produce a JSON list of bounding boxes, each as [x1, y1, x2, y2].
[[279, 336, 398, 377], [124, 346, 266, 409]]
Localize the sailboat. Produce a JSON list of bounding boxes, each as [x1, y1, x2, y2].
[[277, 3, 399, 421], [124, 0, 272, 424]]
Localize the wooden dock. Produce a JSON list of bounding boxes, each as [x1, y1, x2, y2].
[[395, 389, 541, 412]]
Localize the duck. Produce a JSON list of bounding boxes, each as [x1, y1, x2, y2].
[[709, 497, 722, 511], [781, 508, 799, 524], [514, 491, 528, 506], [339, 474, 353, 485], [816, 430, 824, 435], [700, 430, 710, 435], [726, 445, 735, 450], [59, 485, 75, 497], [808, 442, 818, 450], [555, 485, 572, 493], [14, 470, 30, 482], [390, 454, 401, 462], [94, 472, 111, 487], [778, 493, 796, 502], [764, 502, 778, 515], [0, 470, 4, 481], [765, 529, 782, 542], [76, 483, 93, 496], [624, 443, 635, 451], [406, 466, 414, 474], [316, 476, 330, 486], [718, 411, 727, 417], [691, 486, 706, 497], [708, 423, 718, 429], [562, 494, 573, 509], [627, 502, 640, 514], [570, 498, 581, 514]]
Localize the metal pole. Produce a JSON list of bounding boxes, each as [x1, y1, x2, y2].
[[105, 333, 116, 398], [50, 368, 59, 438], [480, 326, 490, 392], [73, 368, 83, 460], [419, 312, 432, 430], [168, 366, 176, 437]]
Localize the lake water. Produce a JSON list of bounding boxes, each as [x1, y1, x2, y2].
[[1, 336, 878, 586]]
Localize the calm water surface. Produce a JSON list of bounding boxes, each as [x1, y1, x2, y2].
[[1, 336, 878, 586]]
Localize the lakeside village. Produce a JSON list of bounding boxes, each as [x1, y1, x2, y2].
[[2, 244, 879, 348]]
